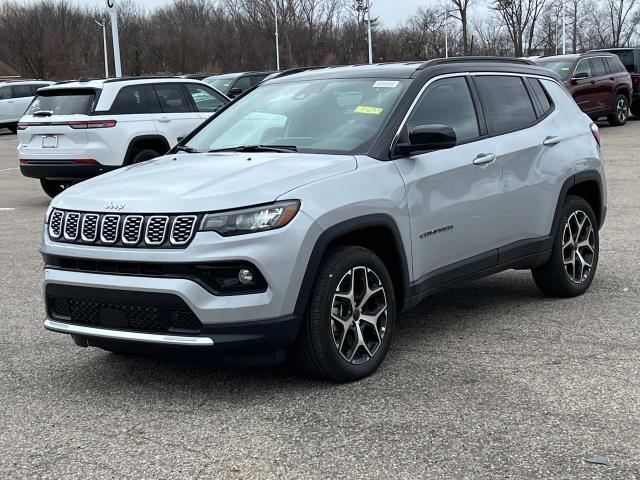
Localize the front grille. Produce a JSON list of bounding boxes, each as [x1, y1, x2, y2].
[[47, 285, 203, 334], [47, 209, 199, 248]]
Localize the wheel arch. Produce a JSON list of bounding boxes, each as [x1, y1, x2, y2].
[[294, 214, 411, 319], [551, 170, 605, 240], [615, 85, 631, 105], [123, 135, 171, 165]]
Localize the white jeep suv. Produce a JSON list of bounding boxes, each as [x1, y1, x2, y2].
[[0, 80, 53, 133], [18, 77, 229, 197]]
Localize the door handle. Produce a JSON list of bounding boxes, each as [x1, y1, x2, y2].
[[609, 77, 615, 80], [472, 153, 496, 166], [543, 136, 561, 147], [157, 116, 171, 123], [590, 80, 596, 84]]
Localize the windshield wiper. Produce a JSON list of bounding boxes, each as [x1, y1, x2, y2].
[[207, 144, 298, 153], [33, 110, 53, 117], [175, 145, 200, 153]]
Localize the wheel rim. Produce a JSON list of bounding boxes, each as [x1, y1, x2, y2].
[[617, 98, 627, 123], [331, 266, 388, 365], [562, 210, 595, 284]]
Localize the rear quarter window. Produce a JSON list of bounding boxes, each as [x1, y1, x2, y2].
[[27, 89, 96, 115]]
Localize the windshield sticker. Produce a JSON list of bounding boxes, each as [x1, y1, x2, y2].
[[355, 105, 383, 115], [373, 80, 399, 88]]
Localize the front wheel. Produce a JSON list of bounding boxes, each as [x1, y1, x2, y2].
[[294, 246, 396, 382], [40, 178, 70, 198], [130, 149, 160, 164], [532, 195, 599, 297], [608, 94, 629, 126]]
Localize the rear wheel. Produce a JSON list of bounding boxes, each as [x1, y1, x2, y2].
[[130, 148, 160, 164], [294, 246, 396, 382], [7, 124, 17, 134], [40, 178, 70, 198], [608, 94, 628, 126], [532, 195, 599, 297]]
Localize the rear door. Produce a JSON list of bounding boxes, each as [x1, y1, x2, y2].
[[18, 88, 97, 157], [589, 56, 614, 112], [10, 84, 36, 120], [0, 85, 12, 123], [151, 83, 201, 146]]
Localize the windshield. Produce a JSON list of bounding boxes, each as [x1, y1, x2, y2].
[[185, 78, 408, 155], [535, 60, 575, 80], [27, 89, 95, 115], [204, 76, 238, 93]]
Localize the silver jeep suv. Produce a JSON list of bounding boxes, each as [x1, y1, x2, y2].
[[41, 58, 606, 381]]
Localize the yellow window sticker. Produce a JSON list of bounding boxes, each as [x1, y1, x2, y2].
[[355, 105, 383, 115]]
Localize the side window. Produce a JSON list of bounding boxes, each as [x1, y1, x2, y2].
[[407, 76, 479, 143], [605, 56, 624, 74], [249, 75, 267, 86], [185, 84, 225, 112], [232, 76, 251, 93], [574, 59, 591, 78], [153, 84, 189, 113], [111, 85, 160, 114], [10, 85, 33, 98], [475, 76, 537, 135], [590, 57, 607, 77], [528, 78, 553, 116], [0, 87, 9, 100]]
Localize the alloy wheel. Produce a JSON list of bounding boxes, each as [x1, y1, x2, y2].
[[617, 97, 628, 123], [562, 210, 595, 283], [331, 266, 388, 365]]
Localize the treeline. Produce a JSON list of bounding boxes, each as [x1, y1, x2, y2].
[[0, 0, 639, 80]]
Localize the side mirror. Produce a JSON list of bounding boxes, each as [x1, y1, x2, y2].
[[572, 71, 589, 80], [228, 87, 243, 98], [397, 124, 457, 155]]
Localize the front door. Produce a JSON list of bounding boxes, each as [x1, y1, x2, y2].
[[152, 83, 203, 146], [571, 58, 597, 113], [393, 75, 503, 284]]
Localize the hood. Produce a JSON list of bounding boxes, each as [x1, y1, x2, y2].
[[53, 152, 357, 213]]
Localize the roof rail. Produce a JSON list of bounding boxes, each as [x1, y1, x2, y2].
[[102, 75, 180, 83], [417, 56, 536, 70], [265, 65, 335, 81]]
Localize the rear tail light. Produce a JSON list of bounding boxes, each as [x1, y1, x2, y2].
[[632, 75, 640, 86], [15, 120, 117, 130], [68, 120, 117, 129], [590, 123, 600, 147]]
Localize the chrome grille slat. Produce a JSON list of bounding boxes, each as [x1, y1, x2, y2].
[[122, 216, 144, 245], [170, 215, 197, 245], [81, 214, 99, 242], [100, 215, 121, 244], [48, 211, 197, 248], [63, 212, 80, 240], [145, 216, 169, 245], [49, 210, 64, 239]]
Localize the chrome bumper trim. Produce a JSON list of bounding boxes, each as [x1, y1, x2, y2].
[[43, 319, 214, 346]]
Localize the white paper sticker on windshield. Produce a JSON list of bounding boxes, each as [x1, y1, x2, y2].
[[373, 80, 399, 88]]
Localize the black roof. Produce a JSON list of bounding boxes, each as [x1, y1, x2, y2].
[[266, 57, 557, 84]]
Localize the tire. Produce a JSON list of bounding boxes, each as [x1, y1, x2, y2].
[[608, 93, 629, 126], [532, 195, 599, 297], [294, 246, 396, 382], [40, 178, 69, 198], [7, 124, 17, 134], [130, 148, 160, 164]]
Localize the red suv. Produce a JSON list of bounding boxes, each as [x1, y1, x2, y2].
[[535, 53, 632, 126]]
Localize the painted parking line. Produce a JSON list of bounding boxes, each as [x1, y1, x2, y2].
[[0, 207, 16, 211], [0, 167, 18, 172]]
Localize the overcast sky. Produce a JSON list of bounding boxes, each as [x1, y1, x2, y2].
[[13, 0, 426, 27]]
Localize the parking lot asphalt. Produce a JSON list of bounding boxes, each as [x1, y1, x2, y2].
[[0, 123, 639, 479]]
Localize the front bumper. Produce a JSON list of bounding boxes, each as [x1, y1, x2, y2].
[[20, 159, 115, 180], [41, 210, 321, 352]]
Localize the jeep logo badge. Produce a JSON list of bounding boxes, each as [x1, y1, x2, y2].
[[104, 201, 125, 211]]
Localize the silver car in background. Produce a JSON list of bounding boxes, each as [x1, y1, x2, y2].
[[41, 58, 606, 381]]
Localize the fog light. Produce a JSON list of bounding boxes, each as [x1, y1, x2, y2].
[[238, 268, 254, 285]]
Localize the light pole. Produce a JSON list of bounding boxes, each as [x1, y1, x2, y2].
[[443, 8, 454, 58], [366, 0, 373, 64], [274, 0, 280, 70], [562, 0, 566, 54], [106, 0, 122, 77], [95, 19, 109, 78]]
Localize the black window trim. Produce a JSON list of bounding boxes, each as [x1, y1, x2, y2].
[[573, 58, 592, 79], [151, 82, 192, 114], [106, 83, 162, 115], [524, 77, 556, 120]]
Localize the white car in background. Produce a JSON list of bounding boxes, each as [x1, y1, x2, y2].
[[0, 80, 53, 133], [17, 77, 229, 197]]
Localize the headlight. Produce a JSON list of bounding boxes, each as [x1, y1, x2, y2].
[[200, 200, 300, 236]]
